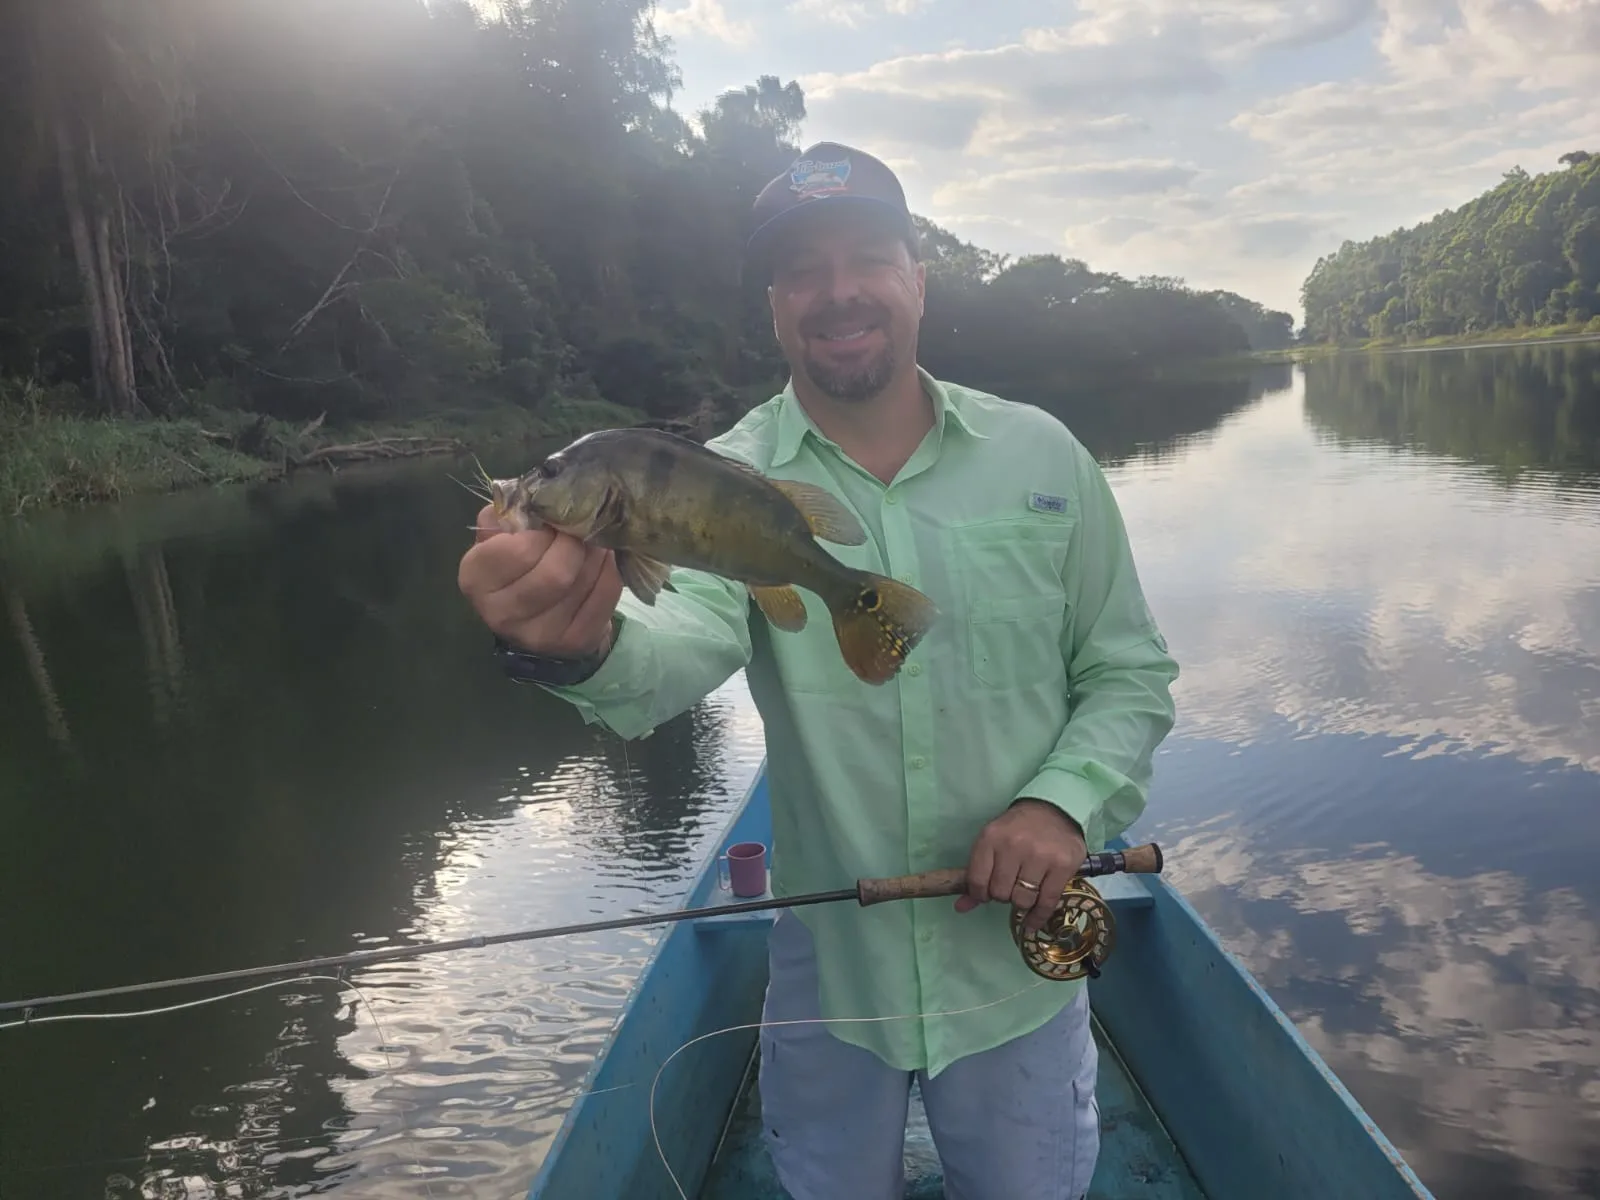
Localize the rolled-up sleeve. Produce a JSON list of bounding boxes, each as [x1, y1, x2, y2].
[[541, 567, 753, 741]]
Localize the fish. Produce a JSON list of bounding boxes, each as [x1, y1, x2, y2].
[[485, 427, 939, 685]]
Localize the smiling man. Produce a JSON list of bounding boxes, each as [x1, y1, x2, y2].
[[457, 141, 1179, 1199]]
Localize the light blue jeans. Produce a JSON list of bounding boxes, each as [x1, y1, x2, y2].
[[758, 910, 1101, 1200]]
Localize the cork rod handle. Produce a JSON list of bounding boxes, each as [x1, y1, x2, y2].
[[855, 868, 969, 906], [854, 843, 1163, 907]]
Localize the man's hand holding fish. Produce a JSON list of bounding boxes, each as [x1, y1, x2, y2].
[[457, 142, 1179, 1200], [459, 515, 622, 665]]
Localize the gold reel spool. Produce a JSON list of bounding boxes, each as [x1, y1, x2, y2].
[[1010, 877, 1116, 981]]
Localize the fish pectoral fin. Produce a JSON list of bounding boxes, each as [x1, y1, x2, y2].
[[748, 584, 808, 632], [615, 550, 673, 605], [767, 479, 867, 545]]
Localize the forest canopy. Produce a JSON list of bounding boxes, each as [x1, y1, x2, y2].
[[1300, 154, 1600, 343], [0, 0, 1292, 444]]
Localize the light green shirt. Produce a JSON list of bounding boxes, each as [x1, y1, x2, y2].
[[545, 367, 1179, 1077]]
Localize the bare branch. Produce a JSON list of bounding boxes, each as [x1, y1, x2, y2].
[[277, 168, 401, 353]]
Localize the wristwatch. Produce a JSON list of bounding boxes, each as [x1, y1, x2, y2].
[[494, 615, 622, 687]]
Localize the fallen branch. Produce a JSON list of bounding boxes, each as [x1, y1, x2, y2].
[[292, 435, 465, 466]]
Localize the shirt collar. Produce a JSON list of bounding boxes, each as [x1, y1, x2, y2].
[[769, 366, 988, 468]]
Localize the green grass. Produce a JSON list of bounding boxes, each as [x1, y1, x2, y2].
[[1322, 316, 1600, 353], [0, 391, 647, 518], [0, 411, 277, 517]]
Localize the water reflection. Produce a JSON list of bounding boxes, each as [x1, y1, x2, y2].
[[1109, 342, 1600, 1198], [0, 457, 762, 1199], [1303, 344, 1600, 488], [1140, 734, 1600, 1198], [1113, 368, 1600, 777], [3, 344, 1597, 1198], [1011, 359, 1294, 467]]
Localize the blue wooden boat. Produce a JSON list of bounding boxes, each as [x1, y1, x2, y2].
[[526, 762, 1434, 1200]]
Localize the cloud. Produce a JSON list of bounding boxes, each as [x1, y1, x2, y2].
[[1063, 0, 1377, 56], [789, 0, 930, 26], [936, 159, 1202, 207], [760, 0, 1600, 315], [655, 0, 755, 46], [801, 32, 1227, 122], [967, 114, 1151, 160]]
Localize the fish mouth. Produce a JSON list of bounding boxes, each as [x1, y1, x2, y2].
[[489, 479, 511, 518], [486, 476, 548, 533]]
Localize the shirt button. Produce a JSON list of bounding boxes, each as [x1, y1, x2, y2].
[[886, 493, 899, 505], [907, 663, 922, 676], [910, 756, 926, 769], [919, 928, 934, 943]]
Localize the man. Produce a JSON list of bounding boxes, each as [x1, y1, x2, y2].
[[457, 142, 1178, 1200]]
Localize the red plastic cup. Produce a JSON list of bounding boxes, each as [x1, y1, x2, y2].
[[718, 841, 768, 898]]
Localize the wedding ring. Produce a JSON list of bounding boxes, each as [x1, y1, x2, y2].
[[1016, 879, 1040, 891]]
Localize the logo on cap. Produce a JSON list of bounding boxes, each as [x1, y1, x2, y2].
[[789, 155, 852, 200]]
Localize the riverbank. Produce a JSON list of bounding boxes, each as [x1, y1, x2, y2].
[[1273, 318, 1600, 359], [0, 398, 647, 519]]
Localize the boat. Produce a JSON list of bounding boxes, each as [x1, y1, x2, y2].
[[526, 762, 1435, 1200]]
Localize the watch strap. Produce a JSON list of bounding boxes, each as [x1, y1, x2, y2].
[[494, 616, 620, 687]]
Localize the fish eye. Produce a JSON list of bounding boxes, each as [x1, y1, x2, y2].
[[538, 457, 562, 479]]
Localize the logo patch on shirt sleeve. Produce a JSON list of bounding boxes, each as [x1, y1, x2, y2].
[[1028, 491, 1068, 515]]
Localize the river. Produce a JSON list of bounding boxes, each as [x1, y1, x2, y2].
[[2, 343, 1597, 1199]]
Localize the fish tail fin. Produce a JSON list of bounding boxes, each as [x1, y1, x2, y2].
[[827, 572, 939, 685]]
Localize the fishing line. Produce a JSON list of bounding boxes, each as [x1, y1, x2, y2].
[[2, 952, 1048, 1198], [1, 972, 437, 1199], [647, 978, 1049, 1200], [0, 975, 351, 1029]]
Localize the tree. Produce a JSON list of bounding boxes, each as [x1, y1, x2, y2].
[[1, 0, 205, 415], [1, 0, 1284, 440], [1300, 155, 1600, 342]]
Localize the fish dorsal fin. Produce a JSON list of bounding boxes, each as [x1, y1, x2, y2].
[[767, 478, 866, 546], [698, 440, 866, 546]]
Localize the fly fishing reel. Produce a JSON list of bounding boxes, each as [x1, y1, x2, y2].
[[1009, 876, 1116, 981]]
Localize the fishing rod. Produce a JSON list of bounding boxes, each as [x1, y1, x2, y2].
[[1, 844, 1163, 1018]]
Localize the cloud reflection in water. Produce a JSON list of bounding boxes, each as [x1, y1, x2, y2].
[[1108, 361, 1600, 1198]]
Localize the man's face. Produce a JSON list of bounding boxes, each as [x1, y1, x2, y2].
[[766, 212, 925, 404]]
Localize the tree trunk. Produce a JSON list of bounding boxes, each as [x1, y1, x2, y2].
[[53, 114, 142, 416], [56, 117, 114, 412], [95, 199, 140, 412]]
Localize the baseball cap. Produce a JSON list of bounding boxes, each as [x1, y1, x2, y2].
[[745, 142, 918, 281]]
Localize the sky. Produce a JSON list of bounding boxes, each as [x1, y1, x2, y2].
[[651, 0, 1600, 321]]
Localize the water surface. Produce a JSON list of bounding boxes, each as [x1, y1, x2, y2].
[[2, 344, 1597, 1198]]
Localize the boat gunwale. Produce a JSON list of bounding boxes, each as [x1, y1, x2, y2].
[[527, 759, 1436, 1199], [1124, 858, 1433, 1196], [524, 761, 769, 1197]]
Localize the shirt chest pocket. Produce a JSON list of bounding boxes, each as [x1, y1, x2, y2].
[[943, 518, 1075, 689]]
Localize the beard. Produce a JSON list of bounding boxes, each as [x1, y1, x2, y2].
[[797, 302, 899, 404]]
